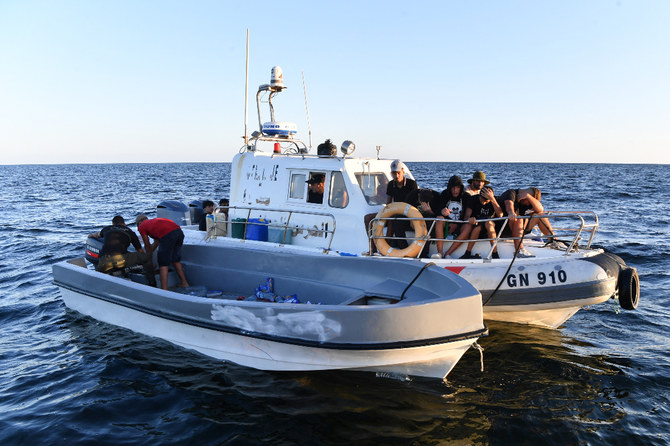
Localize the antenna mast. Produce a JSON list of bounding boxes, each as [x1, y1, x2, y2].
[[244, 29, 250, 146], [302, 71, 312, 150]]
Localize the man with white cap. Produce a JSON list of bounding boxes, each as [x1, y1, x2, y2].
[[386, 160, 417, 204], [385, 160, 418, 248]]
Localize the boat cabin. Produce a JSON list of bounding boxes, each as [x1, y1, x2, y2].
[[229, 149, 411, 255]]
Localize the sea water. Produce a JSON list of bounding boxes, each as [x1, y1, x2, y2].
[[0, 162, 668, 444]]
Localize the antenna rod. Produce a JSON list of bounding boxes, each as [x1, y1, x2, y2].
[[244, 29, 250, 146], [302, 71, 312, 150]]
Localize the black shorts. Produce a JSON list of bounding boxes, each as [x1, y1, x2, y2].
[[496, 217, 533, 237], [157, 229, 184, 267]]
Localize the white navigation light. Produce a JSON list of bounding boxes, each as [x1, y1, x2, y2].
[[271, 66, 284, 89]]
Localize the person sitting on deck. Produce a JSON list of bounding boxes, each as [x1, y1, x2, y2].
[[464, 171, 490, 196], [89, 215, 157, 287], [405, 188, 442, 257], [443, 186, 503, 259], [499, 187, 558, 257], [434, 175, 467, 257]]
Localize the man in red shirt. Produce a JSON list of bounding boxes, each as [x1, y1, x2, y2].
[[135, 215, 189, 290]]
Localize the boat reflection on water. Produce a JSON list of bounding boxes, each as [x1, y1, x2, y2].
[[62, 312, 629, 444]]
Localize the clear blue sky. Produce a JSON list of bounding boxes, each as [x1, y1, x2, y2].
[[1, 0, 669, 164]]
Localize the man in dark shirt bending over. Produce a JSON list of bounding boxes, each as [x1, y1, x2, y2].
[[88, 215, 157, 287]]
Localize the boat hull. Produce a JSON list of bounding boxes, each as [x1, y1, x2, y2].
[[60, 286, 474, 377], [443, 248, 623, 328], [53, 251, 485, 379], [435, 248, 619, 328]]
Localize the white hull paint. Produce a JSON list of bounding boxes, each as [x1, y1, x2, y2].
[[59, 283, 476, 380], [481, 294, 611, 328]]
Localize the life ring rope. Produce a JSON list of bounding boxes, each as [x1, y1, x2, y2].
[[372, 202, 428, 258]]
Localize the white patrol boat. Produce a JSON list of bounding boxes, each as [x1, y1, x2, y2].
[[177, 66, 639, 329]]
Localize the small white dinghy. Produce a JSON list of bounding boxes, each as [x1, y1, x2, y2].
[[53, 244, 486, 380]]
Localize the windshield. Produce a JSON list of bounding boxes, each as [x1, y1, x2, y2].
[[355, 172, 388, 205]]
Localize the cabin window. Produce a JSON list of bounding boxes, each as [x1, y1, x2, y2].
[[289, 173, 306, 199], [355, 172, 389, 205], [328, 171, 349, 208]]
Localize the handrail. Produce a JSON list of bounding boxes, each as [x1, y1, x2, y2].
[[367, 211, 599, 258], [211, 205, 338, 253]]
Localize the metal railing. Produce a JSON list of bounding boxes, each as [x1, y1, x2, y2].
[[207, 205, 338, 252], [367, 211, 599, 259]]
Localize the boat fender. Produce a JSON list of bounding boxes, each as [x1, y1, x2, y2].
[[372, 202, 427, 258], [618, 267, 640, 310]]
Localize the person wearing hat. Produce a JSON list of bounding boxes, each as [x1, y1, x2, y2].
[[386, 160, 417, 204], [443, 186, 503, 259], [136, 214, 189, 290], [465, 171, 490, 196], [385, 160, 418, 248], [306, 173, 325, 204]]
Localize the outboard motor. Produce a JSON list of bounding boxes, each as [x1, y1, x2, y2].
[[85, 237, 103, 265], [157, 200, 190, 226], [189, 200, 204, 226]]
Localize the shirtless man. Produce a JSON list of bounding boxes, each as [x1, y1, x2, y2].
[[499, 187, 556, 257]]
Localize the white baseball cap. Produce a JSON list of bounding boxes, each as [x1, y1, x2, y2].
[[390, 159, 406, 172]]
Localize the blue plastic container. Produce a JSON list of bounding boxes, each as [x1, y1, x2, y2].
[[268, 227, 293, 244], [245, 218, 268, 241]]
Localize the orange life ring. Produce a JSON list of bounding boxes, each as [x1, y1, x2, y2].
[[372, 202, 427, 257]]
